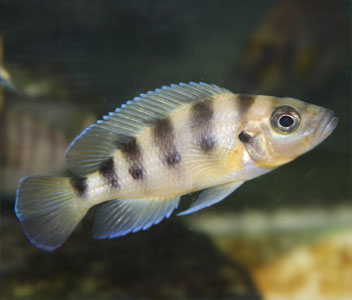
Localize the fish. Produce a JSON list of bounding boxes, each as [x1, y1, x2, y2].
[[0, 67, 14, 89], [1, 107, 96, 197], [1, 111, 68, 196], [14, 82, 338, 251], [0, 36, 16, 94], [0, 66, 18, 112]]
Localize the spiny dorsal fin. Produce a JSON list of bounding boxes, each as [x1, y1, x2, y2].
[[93, 196, 180, 239], [65, 82, 231, 176]]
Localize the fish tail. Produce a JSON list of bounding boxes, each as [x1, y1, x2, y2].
[[15, 176, 89, 251]]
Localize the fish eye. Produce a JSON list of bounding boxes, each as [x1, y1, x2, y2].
[[271, 106, 300, 133], [279, 115, 294, 127]]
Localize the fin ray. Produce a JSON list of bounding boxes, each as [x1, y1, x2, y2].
[[15, 176, 89, 251], [178, 181, 244, 216], [93, 196, 180, 239], [180, 141, 241, 180], [65, 82, 231, 176]]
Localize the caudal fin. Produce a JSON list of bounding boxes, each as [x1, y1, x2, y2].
[[15, 176, 89, 251]]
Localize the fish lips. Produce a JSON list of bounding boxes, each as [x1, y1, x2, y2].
[[315, 109, 339, 143]]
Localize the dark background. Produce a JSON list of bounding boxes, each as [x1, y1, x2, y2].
[[0, 0, 351, 299]]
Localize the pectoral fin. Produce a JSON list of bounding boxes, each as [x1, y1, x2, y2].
[[177, 181, 244, 216]]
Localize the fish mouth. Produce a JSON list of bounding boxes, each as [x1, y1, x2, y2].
[[316, 109, 338, 142]]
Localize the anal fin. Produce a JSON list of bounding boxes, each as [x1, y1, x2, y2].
[[177, 181, 244, 216], [93, 196, 180, 239]]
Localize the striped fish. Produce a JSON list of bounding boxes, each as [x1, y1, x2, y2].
[[1, 110, 96, 197], [1, 111, 68, 196], [15, 82, 338, 251]]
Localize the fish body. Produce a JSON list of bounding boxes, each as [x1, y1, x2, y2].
[[0, 67, 17, 93], [1, 108, 96, 197], [15, 83, 338, 251], [77, 92, 265, 205], [1, 111, 68, 195]]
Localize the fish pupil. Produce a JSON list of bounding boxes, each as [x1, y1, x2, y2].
[[279, 115, 294, 127]]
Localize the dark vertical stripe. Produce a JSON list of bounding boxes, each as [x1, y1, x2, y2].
[[128, 165, 144, 179], [71, 177, 87, 197], [191, 99, 214, 128], [165, 150, 181, 166], [237, 94, 256, 119], [199, 136, 215, 152], [99, 157, 119, 188], [116, 136, 141, 160], [153, 118, 173, 144], [116, 136, 145, 180], [190, 99, 215, 152], [153, 118, 181, 167]]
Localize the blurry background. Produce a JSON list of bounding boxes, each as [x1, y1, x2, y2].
[[0, 0, 351, 299]]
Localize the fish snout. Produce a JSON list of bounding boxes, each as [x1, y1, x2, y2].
[[317, 109, 338, 141]]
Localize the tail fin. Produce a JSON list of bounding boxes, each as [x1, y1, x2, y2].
[[15, 176, 89, 251]]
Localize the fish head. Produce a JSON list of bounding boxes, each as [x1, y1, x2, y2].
[[239, 96, 338, 168]]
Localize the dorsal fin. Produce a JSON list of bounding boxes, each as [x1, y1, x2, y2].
[[65, 82, 231, 176]]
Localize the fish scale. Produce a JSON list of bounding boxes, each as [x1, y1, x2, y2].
[[14, 82, 338, 251]]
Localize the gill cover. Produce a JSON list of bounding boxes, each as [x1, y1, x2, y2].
[[239, 130, 272, 166]]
